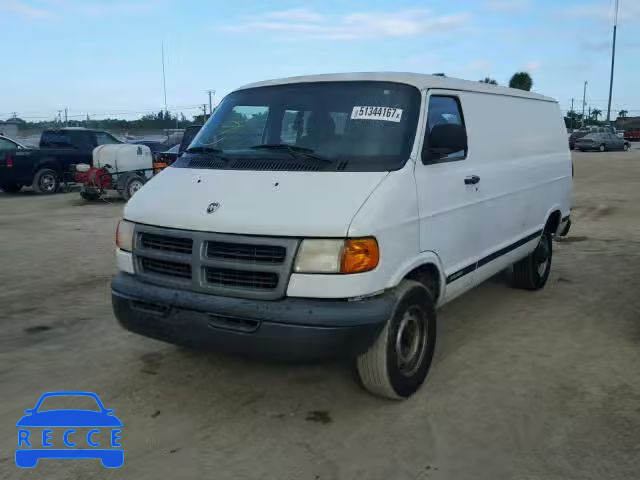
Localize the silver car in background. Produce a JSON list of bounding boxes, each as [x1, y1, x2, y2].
[[575, 132, 630, 152]]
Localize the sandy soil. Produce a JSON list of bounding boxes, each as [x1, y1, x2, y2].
[[1, 148, 639, 479]]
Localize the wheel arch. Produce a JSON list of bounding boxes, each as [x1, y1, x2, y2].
[[545, 208, 562, 235], [387, 251, 445, 305], [33, 159, 61, 175]]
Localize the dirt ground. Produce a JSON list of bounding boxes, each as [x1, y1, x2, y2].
[[1, 149, 639, 480]]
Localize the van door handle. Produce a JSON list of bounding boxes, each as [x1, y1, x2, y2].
[[464, 175, 480, 185]]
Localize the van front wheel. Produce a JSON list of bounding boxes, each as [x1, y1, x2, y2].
[[357, 280, 436, 400], [512, 231, 552, 290]]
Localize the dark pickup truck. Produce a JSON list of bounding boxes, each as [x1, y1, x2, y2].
[[0, 128, 121, 194]]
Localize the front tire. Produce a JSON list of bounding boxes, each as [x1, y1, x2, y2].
[[599, 144, 606, 152], [623, 143, 630, 151], [33, 168, 59, 194], [512, 230, 552, 290], [357, 280, 436, 400]]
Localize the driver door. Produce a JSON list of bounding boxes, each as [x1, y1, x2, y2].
[[414, 90, 482, 302]]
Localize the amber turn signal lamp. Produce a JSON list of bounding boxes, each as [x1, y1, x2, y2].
[[340, 238, 379, 274]]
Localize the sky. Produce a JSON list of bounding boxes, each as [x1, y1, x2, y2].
[[0, 0, 638, 121]]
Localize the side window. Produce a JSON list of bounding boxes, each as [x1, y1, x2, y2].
[[40, 131, 72, 148], [423, 95, 467, 164], [280, 109, 305, 144], [71, 132, 95, 150], [0, 138, 16, 151], [95, 132, 120, 146], [280, 110, 347, 145]]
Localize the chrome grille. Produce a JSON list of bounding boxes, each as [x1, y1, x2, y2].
[[206, 241, 286, 264], [141, 257, 191, 279], [204, 267, 278, 290], [133, 225, 299, 300], [141, 232, 193, 254]]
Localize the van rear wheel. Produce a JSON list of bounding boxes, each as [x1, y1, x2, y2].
[[356, 280, 436, 400], [512, 231, 552, 290]]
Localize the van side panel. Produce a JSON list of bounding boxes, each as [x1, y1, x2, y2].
[[460, 92, 571, 287]]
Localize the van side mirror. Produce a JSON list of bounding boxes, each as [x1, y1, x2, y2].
[[423, 123, 467, 164]]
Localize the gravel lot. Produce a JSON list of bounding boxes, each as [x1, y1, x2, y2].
[[1, 148, 639, 479]]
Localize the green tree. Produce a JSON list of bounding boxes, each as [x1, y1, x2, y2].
[[564, 110, 582, 129], [479, 77, 498, 85], [509, 72, 533, 91], [618, 109, 628, 119], [591, 109, 602, 121]]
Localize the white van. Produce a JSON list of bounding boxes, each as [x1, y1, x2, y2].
[[112, 73, 572, 399]]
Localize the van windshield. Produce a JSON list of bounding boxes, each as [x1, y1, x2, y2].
[[176, 81, 421, 172]]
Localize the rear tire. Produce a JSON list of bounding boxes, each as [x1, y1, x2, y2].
[[599, 144, 606, 152], [357, 280, 436, 400], [1, 182, 22, 193], [33, 168, 59, 194], [512, 230, 552, 290], [623, 143, 629, 151], [122, 175, 145, 201]]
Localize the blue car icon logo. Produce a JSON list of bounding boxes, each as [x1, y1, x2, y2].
[[16, 391, 123, 468]]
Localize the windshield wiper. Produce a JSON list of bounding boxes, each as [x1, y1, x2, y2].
[[250, 144, 331, 163], [185, 146, 224, 154]]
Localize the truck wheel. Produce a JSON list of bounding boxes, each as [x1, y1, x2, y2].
[[599, 144, 606, 152], [623, 143, 629, 151], [1, 182, 22, 193], [512, 230, 552, 290], [357, 280, 436, 400], [33, 168, 59, 194], [122, 175, 145, 201]]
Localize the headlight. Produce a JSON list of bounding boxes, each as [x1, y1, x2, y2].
[[116, 219, 135, 252], [294, 238, 379, 274], [294, 239, 343, 273]]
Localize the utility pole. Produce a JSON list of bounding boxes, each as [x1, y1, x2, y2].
[[581, 81, 588, 127], [588, 106, 591, 126], [570, 98, 575, 130], [57, 110, 63, 124], [201, 104, 207, 119], [206, 89, 215, 116], [64, 108, 68, 126], [161, 41, 168, 116], [606, 0, 619, 123]]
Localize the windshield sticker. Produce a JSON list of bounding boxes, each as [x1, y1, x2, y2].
[[351, 106, 403, 123]]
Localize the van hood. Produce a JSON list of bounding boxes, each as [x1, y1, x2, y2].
[[124, 167, 388, 237]]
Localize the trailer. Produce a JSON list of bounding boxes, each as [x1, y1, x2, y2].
[[75, 144, 166, 201]]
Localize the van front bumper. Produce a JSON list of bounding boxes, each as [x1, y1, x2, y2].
[[111, 273, 391, 361]]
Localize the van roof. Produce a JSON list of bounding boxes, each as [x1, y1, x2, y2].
[[237, 72, 556, 103]]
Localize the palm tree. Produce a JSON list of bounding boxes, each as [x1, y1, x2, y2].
[[618, 109, 628, 119], [479, 77, 498, 85], [591, 109, 602, 121], [509, 72, 533, 91]]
